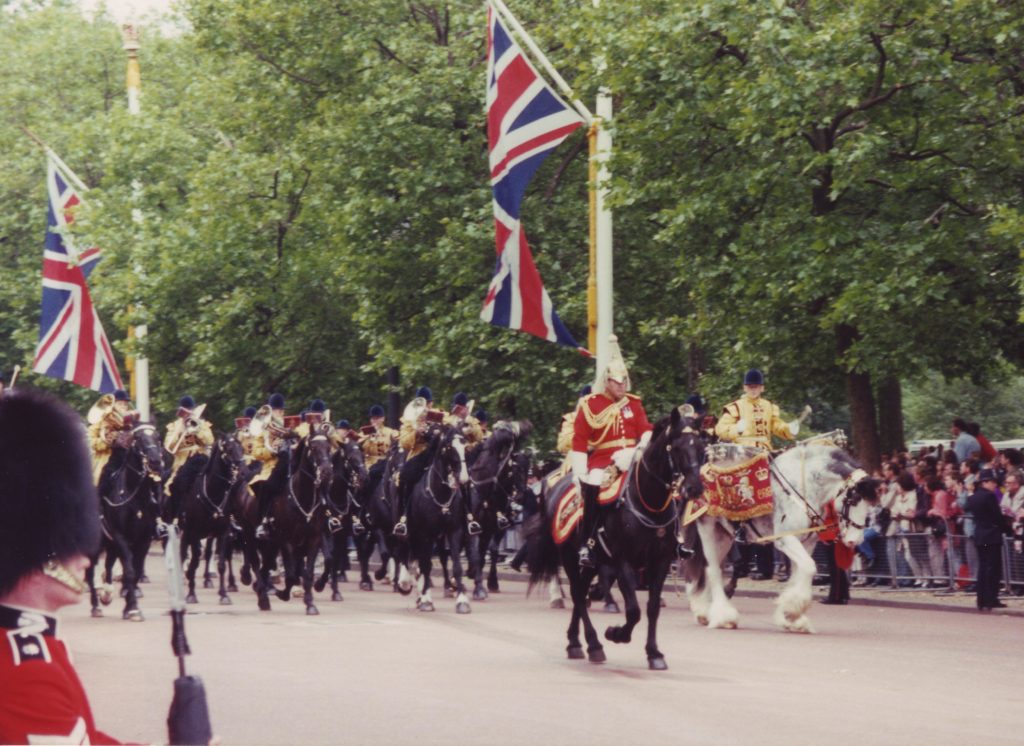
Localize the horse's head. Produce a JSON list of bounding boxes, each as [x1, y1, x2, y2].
[[667, 406, 706, 500], [439, 425, 469, 486], [334, 438, 367, 492], [217, 433, 247, 483], [130, 423, 165, 481], [817, 447, 883, 547], [303, 423, 335, 495]]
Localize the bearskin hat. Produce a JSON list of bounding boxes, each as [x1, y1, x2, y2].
[[0, 389, 100, 596], [368, 404, 385, 418], [268, 393, 286, 410], [179, 395, 196, 410], [415, 386, 433, 403], [309, 399, 327, 413]]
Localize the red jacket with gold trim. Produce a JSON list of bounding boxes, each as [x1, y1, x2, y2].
[[571, 393, 652, 471]]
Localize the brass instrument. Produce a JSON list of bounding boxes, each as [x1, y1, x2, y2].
[[402, 397, 428, 426], [87, 393, 115, 425], [169, 403, 206, 454], [248, 404, 273, 438]]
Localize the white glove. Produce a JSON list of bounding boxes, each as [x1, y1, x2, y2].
[[612, 447, 636, 472], [637, 431, 652, 450], [569, 451, 588, 483], [788, 420, 800, 437], [735, 419, 747, 435]]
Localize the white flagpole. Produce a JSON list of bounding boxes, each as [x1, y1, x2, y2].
[[488, 0, 593, 125], [591, 0, 613, 377]]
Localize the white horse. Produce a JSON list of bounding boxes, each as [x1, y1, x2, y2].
[[683, 441, 880, 633]]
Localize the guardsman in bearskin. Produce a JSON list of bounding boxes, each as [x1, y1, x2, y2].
[[163, 396, 215, 523], [715, 369, 799, 450], [392, 386, 444, 537], [251, 392, 292, 539], [571, 337, 653, 568], [0, 388, 122, 743], [86, 388, 134, 487]]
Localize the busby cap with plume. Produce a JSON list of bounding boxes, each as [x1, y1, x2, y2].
[[594, 335, 630, 395], [0, 389, 100, 596]]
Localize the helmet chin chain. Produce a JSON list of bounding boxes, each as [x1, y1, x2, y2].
[[42, 559, 88, 594]]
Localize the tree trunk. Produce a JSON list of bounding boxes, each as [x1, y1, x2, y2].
[[687, 342, 706, 393], [876, 377, 905, 456], [836, 325, 881, 471]]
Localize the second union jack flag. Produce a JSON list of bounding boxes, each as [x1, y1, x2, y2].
[[481, 6, 584, 349], [31, 157, 123, 393]]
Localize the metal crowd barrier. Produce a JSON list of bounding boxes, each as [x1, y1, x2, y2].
[[807, 524, 1024, 597]]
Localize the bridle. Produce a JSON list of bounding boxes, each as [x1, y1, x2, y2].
[[103, 425, 163, 508], [424, 429, 465, 514], [196, 437, 243, 517], [288, 433, 333, 523], [625, 423, 703, 529], [836, 469, 872, 532]]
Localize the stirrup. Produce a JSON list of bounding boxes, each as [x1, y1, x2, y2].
[[393, 519, 408, 538], [155, 519, 169, 539], [351, 516, 366, 536], [467, 519, 482, 536], [496, 512, 510, 531], [676, 542, 694, 560], [327, 515, 343, 534], [577, 545, 595, 569], [255, 520, 271, 540]]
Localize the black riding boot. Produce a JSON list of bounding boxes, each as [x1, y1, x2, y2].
[[255, 486, 273, 539], [577, 482, 601, 568]]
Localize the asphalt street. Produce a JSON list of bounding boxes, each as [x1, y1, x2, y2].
[[65, 550, 1022, 746]]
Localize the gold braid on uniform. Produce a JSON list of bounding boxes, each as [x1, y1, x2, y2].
[[580, 396, 628, 430]]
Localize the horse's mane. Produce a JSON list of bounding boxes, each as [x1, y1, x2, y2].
[[822, 446, 862, 478]]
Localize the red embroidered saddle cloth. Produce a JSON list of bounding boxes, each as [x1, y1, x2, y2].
[[552, 471, 627, 545], [699, 452, 774, 521]]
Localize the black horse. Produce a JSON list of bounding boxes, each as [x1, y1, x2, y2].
[[529, 407, 705, 669], [88, 422, 165, 621], [315, 438, 368, 602], [353, 443, 415, 594], [404, 423, 471, 613], [257, 423, 334, 614], [466, 421, 532, 600], [179, 434, 247, 605]]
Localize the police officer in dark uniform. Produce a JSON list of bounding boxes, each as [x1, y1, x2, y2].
[[969, 468, 1007, 611], [0, 388, 119, 743]]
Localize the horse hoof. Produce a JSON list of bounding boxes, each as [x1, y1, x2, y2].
[[203, 579, 214, 589], [587, 648, 606, 664], [418, 601, 435, 612], [276, 590, 290, 602], [374, 567, 387, 581], [258, 597, 271, 611], [313, 578, 327, 593], [240, 567, 252, 585], [186, 593, 198, 604], [648, 657, 668, 671], [550, 598, 565, 609], [455, 602, 471, 614], [91, 608, 103, 618], [99, 591, 112, 606], [397, 582, 413, 597], [306, 605, 319, 616], [604, 626, 629, 644], [567, 645, 585, 660], [331, 591, 343, 602], [603, 602, 620, 614], [359, 581, 373, 591], [219, 595, 232, 606], [227, 583, 239, 593], [487, 580, 499, 592], [124, 610, 144, 622], [472, 587, 488, 601], [134, 588, 144, 599]]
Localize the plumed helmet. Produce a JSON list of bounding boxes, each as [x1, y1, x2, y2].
[[684, 394, 708, 415], [336, 419, 351, 430], [451, 392, 469, 408], [594, 335, 630, 395], [473, 409, 488, 423], [179, 395, 196, 410], [369, 404, 385, 418], [243, 406, 257, 419], [578, 384, 592, 398], [113, 388, 131, 402], [743, 369, 764, 386], [0, 389, 100, 596], [268, 393, 286, 410], [415, 386, 433, 403], [309, 399, 327, 413]]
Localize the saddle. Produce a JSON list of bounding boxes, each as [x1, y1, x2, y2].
[[551, 471, 626, 545]]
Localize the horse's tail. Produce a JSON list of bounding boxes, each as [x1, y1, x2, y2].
[[525, 513, 559, 595]]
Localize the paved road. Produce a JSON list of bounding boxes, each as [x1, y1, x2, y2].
[[65, 551, 1022, 746]]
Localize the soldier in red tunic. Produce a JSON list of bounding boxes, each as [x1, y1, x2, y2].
[[570, 336, 653, 568], [0, 388, 123, 744]]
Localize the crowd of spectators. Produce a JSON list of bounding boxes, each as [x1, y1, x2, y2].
[[854, 417, 1024, 607]]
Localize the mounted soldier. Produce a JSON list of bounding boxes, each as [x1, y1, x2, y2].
[[295, 399, 329, 441], [163, 395, 215, 527], [714, 369, 799, 450], [392, 386, 444, 537], [447, 392, 485, 454], [86, 388, 134, 487], [235, 405, 258, 461], [250, 393, 294, 539], [570, 337, 653, 568], [474, 409, 490, 439], [360, 403, 397, 478], [332, 418, 355, 450]]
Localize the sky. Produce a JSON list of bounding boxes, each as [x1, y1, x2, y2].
[[79, 0, 182, 33]]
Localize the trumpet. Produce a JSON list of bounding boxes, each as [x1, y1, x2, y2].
[[248, 404, 273, 438], [169, 403, 206, 454]]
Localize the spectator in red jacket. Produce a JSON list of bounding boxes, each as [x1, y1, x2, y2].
[[965, 421, 998, 463]]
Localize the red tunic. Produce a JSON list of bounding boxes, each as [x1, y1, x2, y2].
[[0, 605, 121, 745], [571, 392, 653, 471]]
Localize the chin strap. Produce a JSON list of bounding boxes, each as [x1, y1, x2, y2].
[[42, 559, 87, 594]]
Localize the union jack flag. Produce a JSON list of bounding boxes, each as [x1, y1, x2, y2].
[[31, 157, 124, 393], [481, 6, 585, 350]]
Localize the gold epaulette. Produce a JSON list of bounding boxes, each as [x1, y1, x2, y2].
[[580, 395, 628, 430]]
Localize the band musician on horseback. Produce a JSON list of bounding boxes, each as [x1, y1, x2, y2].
[[571, 337, 652, 569], [251, 393, 294, 539], [162, 395, 214, 531], [359, 404, 397, 509], [715, 368, 799, 449], [86, 388, 134, 488], [392, 386, 445, 537]]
